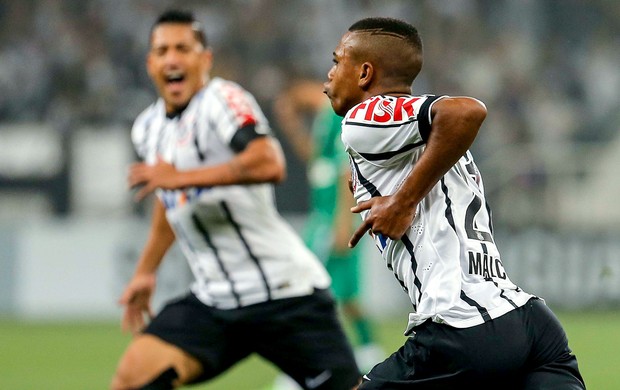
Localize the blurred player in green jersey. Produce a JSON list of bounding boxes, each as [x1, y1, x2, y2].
[[274, 80, 384, 377]]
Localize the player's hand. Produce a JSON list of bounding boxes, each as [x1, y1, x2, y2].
[[349, 196, 415, 248], [118, 273, 156, 335], [128, 157, 179, 201]]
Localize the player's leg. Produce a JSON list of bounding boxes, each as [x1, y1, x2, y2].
[[112, 293, 250, 389], [111, 334, 202, 389], [252, 289, 361, 390], [521, 299, 586, 389]]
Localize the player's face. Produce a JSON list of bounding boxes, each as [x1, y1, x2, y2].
[[147, 23, 212, 113], [324, 32, 365, 116]]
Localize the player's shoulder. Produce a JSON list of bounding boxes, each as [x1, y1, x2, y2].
[[131, 100, 163, 144], [201, 77, 259, 112], [133, 100, 162, 128], [343, 94, 437, 126], [207, 76, 250, 96]]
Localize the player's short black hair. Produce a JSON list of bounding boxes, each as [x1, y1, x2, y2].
[[152, 9, 208, 47], [349, 17, 422, 53]]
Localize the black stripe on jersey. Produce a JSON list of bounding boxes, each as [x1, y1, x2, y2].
[[230, 124, 266, 153], [402, 235, 423, 309], [442, 176, 494, 320], [344, 117, 417, 128], [193, 123, 205, 162], [220, 201, 272, 300], [351, 159, 381, 197], [417, 95, 443, 142], [460, 290, 491, 322], [191, 213, 242, 307], [480, 243, 518, 308], [352, 158, 423, 306], [359, 140, 425, 161], [440, 178, 457, 233], [485, 202, 494, 234], [385, 253, 410, 296]]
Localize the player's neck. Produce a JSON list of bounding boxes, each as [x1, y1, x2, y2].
[[381, 91, 411, 97]]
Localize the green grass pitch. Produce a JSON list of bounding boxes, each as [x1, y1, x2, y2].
[[0, 310, 617, 389]]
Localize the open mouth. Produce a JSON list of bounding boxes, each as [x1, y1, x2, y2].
[[165, 71, 186, 85]]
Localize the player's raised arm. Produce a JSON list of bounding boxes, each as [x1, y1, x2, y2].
[[349, 97, 486, 247], [390, 97, 487, 212]]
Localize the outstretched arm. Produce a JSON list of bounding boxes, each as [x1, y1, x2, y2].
[[119, 199, 175, 334], [128, 136, 286, 201], [348, 97, 487, 247]]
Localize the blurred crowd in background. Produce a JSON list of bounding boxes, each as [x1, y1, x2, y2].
[[1, 0, 619, 228]]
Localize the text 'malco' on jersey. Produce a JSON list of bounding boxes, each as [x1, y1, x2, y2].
[[341, 94, 534, 333], [131, 77, 330, 309]]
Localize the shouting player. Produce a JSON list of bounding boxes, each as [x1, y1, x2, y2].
[[324, 17, 585, 389], [110, 9, 360, 390]]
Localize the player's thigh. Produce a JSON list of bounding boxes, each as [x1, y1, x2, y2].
[[143, 293, 251, 381], [254, 290, 360, 389], [522, 354, 585, 390], [522, 299, 586, 389], [112, 334, 202, 389]]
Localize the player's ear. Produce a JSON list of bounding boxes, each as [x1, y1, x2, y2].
[[358, 62, 373, 90], [201, 48, 213, 73], [146, 53, 155, 79]]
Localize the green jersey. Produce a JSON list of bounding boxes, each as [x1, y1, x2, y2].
[[303, 105, 361, 301], [307, 105, 349, 220]]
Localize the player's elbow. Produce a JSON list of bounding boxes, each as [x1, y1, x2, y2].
[[271, 167, 286, 184], [266, 155, 287, 183], [253, 147, 286, 184], [257, 162, 285, 183], [264, 138, 287, 183], [463, 97, 487, 130]]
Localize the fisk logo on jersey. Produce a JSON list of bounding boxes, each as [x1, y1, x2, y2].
[[221, 83, 257, 128], [348, 96, 421, 123]]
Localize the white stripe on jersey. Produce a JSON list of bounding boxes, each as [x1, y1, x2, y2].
[[342, 94, 533, 332], [132, 77, 330, 309]]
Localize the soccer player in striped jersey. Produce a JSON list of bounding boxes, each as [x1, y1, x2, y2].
[[110, 9, 360, 390], [324, 17, 585, 389]]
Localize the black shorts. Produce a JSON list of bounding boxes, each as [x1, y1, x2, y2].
[[144, 288, 360, 389], [359, 298, 585, 390]]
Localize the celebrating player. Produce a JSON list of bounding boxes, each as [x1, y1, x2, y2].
[[110, 9, 360, 390], [323, 17, 586, 389]]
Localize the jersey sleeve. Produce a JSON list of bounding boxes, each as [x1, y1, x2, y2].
[[417, 95, 446, 142], [341, 95, 444, 164], [229, 123, 266, 152], [210, 81, 271, 152]]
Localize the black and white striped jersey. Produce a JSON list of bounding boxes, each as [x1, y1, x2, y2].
[[341, 94, 534, 332], [132, 77, 330, 309]]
